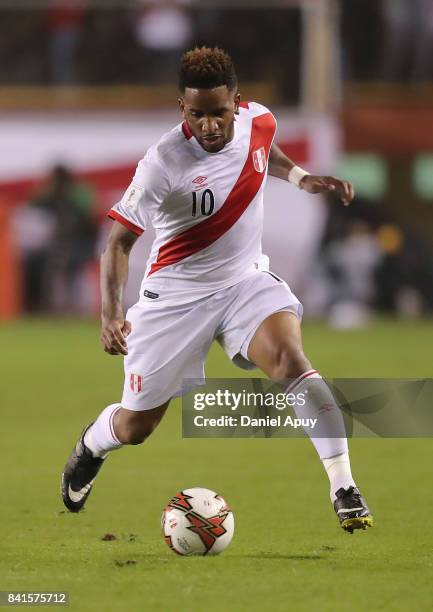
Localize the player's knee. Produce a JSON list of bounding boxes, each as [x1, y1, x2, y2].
[[269, 347, 310, 381]]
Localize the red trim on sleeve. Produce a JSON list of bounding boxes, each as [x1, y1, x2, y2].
[[239, 101, 250, 109], [148, 112, 276, 276], [107, 210, 144, 236], [182, 121, 193, 140]]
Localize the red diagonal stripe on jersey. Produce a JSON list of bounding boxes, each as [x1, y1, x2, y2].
[[148, 112, 276, 276]]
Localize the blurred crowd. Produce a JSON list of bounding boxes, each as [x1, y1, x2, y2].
[[307, 194, 433, 327], [13, 165, 433, 322], [1, 0, 433, 94], [3, 0, 433, 321], [14, 166, 98, 314], [342, 0, 433, 82], [0, 0, 301, 102]]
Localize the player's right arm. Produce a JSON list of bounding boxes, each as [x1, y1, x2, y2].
[[101, 145, 170, 355], [100, 221, 139, 356]]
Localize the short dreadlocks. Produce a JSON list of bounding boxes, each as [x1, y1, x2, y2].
[[179, 47, 238, 93]]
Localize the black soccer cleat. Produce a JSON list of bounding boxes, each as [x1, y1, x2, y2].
[[333, 486, 373, 533], [61, 423, 106, 513]]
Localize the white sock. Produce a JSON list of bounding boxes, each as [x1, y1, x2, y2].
[[84, 403, 123, 458], [322, 452, 356, 502], [285, 370, 356, 500], [285, 369, 349, 458]]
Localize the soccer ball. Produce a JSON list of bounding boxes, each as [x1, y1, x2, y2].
[[161, 487, 234, 556]]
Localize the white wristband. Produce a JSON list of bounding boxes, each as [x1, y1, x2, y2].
[[288, 166, 310, 188]]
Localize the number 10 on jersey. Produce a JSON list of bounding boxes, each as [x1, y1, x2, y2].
[[192, 189, 215, 217]]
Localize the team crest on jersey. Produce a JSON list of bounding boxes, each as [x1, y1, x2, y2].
[[130, 373, 143, 394], [252, 146, 267, 173]]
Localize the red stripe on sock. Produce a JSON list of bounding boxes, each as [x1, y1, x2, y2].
[[109, 406, 121, 444], [285, 369, 320, 394]]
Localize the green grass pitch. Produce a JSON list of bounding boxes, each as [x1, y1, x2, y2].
[[0, 319, 432, 611]]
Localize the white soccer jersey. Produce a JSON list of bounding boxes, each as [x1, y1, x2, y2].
[[109, 101, 277, 304]]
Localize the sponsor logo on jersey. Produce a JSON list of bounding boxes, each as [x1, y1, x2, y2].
[[192, 176, 207, 185], [252, 146, 267, 173], [130, 373, 143, 394], [192, 176, 208, 188]]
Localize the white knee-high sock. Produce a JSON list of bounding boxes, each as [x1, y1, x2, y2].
[[285, 370, 356, 501], [322, 452, 356, 501], [83, 403, 124, 458]]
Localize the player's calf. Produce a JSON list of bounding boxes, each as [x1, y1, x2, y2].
[[113, 404, 168, 445]]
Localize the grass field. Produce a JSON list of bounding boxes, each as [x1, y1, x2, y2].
[[1, 318, 432, 612]]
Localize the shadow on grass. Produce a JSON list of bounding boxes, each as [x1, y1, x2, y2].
[[109, 552, 324, 563], [226, 553, 323, 561]]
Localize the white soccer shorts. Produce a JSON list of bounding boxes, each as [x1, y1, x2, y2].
[[121, 270, 303, 411]]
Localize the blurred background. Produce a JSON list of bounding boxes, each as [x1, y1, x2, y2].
[[1, 0, 433, 327], [2, 7, 432, 607]]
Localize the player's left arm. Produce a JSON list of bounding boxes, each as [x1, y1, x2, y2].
[[268, 142, 355, 206]]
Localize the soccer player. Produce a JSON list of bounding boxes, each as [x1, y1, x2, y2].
[[62, 47, 373, 533]]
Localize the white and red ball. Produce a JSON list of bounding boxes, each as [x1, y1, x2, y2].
[[162, 487, 234, 556]]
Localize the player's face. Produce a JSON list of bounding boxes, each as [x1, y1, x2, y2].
[[179, 86, 241, 153]]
